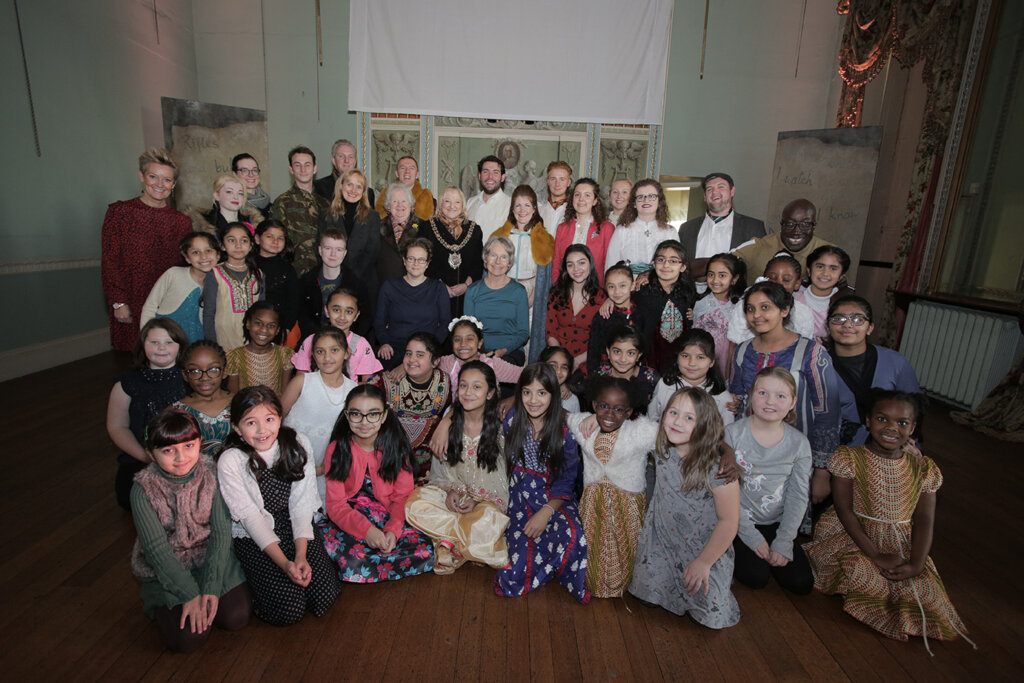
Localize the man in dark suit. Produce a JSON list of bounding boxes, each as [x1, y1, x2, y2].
[[678, 172, 766, 288], [314, 139, 376, 207]]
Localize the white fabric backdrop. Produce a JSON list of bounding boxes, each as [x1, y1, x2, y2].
[[348, 0, 673, 125]]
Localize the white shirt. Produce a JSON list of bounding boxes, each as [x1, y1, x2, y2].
[[694, 212, 734, 293], [695, 212, 735, 259], [605, 219, 677, 268], [507, 230, 537, 280], [571, 217, 595, 245], [218, 433, 321, 549], [538, 200, 567, 238], [466, 190, 512, 242]]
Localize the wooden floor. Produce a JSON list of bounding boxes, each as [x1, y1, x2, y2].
[[0, 352, 1018, 681]]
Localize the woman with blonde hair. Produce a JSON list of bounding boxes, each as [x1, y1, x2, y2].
[[188, 173, 263, 235], [321, 169, 381, 314], [101, 148, 193, 351], [421, 186, 484, 317]]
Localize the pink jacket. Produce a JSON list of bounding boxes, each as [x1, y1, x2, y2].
[[552, 218, 615, 286], [324, 439, 414, 539]]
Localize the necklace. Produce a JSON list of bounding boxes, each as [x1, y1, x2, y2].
[[320, 374, 349, 406], [431, 218, 475, 269]]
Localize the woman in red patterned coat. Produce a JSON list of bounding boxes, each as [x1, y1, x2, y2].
[[102, 149, 193, 351]]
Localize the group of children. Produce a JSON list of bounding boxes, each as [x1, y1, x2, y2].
[[115, 212, 971, 655]]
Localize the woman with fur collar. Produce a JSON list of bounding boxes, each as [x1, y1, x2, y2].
[[491, 184, 554, 362], [188, 173, 263, 236]]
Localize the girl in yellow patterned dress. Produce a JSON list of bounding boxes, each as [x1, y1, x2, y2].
[[804, 390, 973, 652], [227, 302, 295, 395], [567, 375, 655, 598]]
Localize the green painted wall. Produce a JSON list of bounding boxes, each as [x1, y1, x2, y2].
[[0, 0, 198, 352]]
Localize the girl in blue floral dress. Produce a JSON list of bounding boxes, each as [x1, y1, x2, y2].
[[495, 363, 590, 603], [318, 385, 434, 582]]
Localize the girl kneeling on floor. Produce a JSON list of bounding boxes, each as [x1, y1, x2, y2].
[[218, 386, 340, 625], [131, 409, 250, 652]]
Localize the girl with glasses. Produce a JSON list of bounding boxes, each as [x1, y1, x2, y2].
[[318, 385, 435, 582], [605, 178, 677, 276], [825, 296, 920, 447], [633, 240, 698, 374], [232, 153, 271, 218], [172, 340, 233, 458]]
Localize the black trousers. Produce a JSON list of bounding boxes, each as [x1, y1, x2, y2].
[[732, 522, 813, 595], [153, 583, 251, 653]]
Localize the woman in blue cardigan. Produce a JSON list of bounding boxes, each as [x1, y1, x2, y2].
[[464, 235, 530, 365], [375, 237, 450, 370]]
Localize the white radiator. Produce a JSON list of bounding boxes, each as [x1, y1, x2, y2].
[[899, 301, 1023, 410]]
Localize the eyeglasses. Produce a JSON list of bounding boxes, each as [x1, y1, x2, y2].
[[596, 403, 629, 416], [404, 256, 428, 265], [828, 314, 870, 326], [236, 167, 260, 176], [184, 367, 224, 379], [635, 193, 658, 202], [345, 409, 385, 423], [780, 220, 816, 232], [487, 253, 510, 262], [654, 256, 683, 266]]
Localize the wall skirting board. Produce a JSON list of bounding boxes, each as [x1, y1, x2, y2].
[[0, 328, 110, 382]]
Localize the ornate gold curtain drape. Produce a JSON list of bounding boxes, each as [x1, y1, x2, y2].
[[835, 0, 979, 343]]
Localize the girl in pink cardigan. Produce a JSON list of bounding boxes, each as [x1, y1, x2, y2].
[[317, 384, 435, 582]]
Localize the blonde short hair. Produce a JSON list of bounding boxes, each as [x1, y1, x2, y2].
[[435, 186, 467, 223], [213, 173, 247, 201], [138, 148, 179, 180]]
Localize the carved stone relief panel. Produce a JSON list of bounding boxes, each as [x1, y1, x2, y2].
[[369, 128, 419, 193], [596, 132, 649, 205]]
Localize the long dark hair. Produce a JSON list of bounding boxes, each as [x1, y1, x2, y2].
[[660, 329, 727, 394], [504, 363, 566, 478], [637, 240, 696, 300], [216, 221, 264, 290], [310, 327, 350, 374], [700, 252, 746, 304], [804, 244, 851, 285], [326, 384, 412, 483], [550, 244, 601, 309], [507, 184, 542, 232], [445, 361, 502, 473], [223, 386, 307, 480], [743, 281, 794, 321]]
